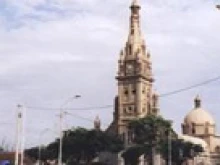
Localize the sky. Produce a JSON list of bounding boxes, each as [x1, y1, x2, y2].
[[0, 0, 220, 149]]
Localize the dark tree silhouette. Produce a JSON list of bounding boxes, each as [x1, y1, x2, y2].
[[26, 127, 124, 164]]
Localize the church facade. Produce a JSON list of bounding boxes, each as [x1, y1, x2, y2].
[[103, 0, 220, 164]]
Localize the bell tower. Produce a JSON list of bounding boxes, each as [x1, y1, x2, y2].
[[113, 0, 159, 141]]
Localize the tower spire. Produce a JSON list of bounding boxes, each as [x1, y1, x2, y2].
[[129, 0, 141, 40], [126, 0, 145, 57]]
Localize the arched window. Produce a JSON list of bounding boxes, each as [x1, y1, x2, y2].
[[148, 103, 151, 114], [124, 89, 128, 95], [132, 89, 136, 95], [205, 122, 209, 134], [192, 127, 196, 134], [123, 108, 127, 114], [192, 123, 196, 134], [215, 146, 220, 153], [129, 45, 132, 54]]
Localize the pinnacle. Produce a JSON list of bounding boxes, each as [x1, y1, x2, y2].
[[132, 0, 139, 6]]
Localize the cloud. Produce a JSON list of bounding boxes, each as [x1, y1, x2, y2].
[[0, 0, 220, 147]]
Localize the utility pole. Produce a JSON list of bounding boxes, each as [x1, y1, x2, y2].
[[15, 106, 21, 165], [15, 104, 25, 165], [38, 145, 41, 165], [21, 105, 26, 165]]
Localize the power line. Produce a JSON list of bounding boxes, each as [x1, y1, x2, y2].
[[160, 76, 220, 97], [27, 105, 113, 111], [27, 75, 220, 111], [1, 75, 218, 139], [0, 122, 15, 125]]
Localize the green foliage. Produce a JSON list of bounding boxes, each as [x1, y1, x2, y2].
[[129, 115, 173, 147], [26, 127, 124, 164], [25, 147, 38, 160], [125, 115, 203, 165], [25, 145, 56, 162], [122, 145, 149, 165], [160, 138, 204, 164], [61, 128, 124, 163], [122, 115, 173, 165]]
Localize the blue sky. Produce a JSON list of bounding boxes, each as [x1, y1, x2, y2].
[[0, 0, 220, 148]]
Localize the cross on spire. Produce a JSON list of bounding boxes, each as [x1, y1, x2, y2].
[[194, 95, 201, 108]]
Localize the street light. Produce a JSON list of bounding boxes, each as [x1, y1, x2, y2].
[[58, 95, 81, 165]]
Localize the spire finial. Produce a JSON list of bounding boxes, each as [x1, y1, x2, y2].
[[194, 95, 201, 108], [129, 0, 141, 39], [131, 0, 140, 7]]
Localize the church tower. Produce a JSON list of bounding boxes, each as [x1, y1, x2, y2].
[[113, 0, 159, 142]]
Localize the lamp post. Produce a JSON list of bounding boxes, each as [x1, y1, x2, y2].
[[58, 95, 81, 165]]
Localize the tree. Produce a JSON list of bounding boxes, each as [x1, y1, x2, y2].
[[160, 138, 204, 165], [26, 127, 124, 164], [122, 144, 150, 165], [127, 115, 173, 165], [61, 128, 124, 164], [25, 147, 38, 160], [25, 145, 55, 164], [124, 115, 204, 165]]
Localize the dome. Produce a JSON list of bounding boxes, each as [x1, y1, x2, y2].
[[184, 96, 215, 125]]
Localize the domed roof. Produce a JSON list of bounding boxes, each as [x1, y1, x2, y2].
[[184, 96, 215, 125]]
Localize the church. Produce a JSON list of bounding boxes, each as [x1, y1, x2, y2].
[[99, 0, 220, 164]]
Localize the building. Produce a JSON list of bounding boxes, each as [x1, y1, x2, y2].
[[103, 0, 220, 164], [181, 96, 220, 164], [107, 0, 159, 145], [0, 152, 35, 165]]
